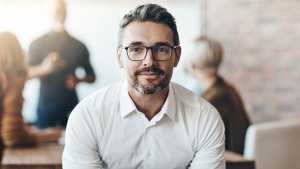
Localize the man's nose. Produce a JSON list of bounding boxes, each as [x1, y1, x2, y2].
[[142, 49, 155, 66]]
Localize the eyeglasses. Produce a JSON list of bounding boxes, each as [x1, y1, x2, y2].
[[122, 45, 179, 61]]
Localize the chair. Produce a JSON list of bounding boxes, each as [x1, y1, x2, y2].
[[244, 120, 300, 169]]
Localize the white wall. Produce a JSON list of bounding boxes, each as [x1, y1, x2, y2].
[[0, 1, 201, 122]]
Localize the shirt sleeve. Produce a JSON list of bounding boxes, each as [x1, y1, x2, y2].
[[189, 104, 226, 169], [62, 101, 101, 169], [27, 40, 44, 66], [80, 45, 95, 77]]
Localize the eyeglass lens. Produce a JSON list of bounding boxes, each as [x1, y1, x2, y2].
[[127, 45, 173, 61]]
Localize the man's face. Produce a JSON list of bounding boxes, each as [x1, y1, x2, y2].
[[117, 21, 181, 94]]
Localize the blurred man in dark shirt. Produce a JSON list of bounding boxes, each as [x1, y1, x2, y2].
[[27, 0, 95, 129]]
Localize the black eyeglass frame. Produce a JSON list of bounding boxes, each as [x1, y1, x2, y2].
[[122, 45, 180, 61]]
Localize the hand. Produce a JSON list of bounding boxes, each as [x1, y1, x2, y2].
[[65, 74, 78, 90], [27, 52, 69, 79], [35, 127, 65, 143], [41, 52, 60, 75]]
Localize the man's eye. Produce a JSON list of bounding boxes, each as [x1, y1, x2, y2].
[[157, 47, 167, 52], [155, 46, 169, 53], [130, 47, 142, 53]]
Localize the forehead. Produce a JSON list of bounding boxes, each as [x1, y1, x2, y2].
[[121, 21, 174, 46]]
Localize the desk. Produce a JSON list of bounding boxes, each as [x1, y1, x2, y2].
[[1, 143, 254, 169], [1, 143, 63, 169], [225, 151, 255, 169]]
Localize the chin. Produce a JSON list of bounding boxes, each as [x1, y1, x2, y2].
[[136, 86, 162, 95]]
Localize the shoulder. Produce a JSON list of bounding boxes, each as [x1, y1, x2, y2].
[[172, 81, 216, 113], [71, 82, 123, 118], [214, 79, 242, 104], [67, 82, 123, 141], [172, 81, 223, 127], [30, 33, 51, 47], [29, 33, 53, 54], [81, 81, 122, 108], [66, 34, 88, 49], [171, 82, 225, 149], [204, 79, 233, 102]]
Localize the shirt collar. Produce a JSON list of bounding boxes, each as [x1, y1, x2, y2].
[[119, 80, 176, 122], [161, 83, 176, 121], [120, 81, 136, 118]]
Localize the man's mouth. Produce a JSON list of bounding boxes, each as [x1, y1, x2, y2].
[[135, 66, 164, 76], [139, 71, 159, 75]]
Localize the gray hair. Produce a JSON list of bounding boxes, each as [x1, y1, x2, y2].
[[117, 3, 180, 47]]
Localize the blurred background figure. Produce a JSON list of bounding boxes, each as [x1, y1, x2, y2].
[[0, 31, 62, 150], [186, 35, 251, 154], [27, 0, 95, 129]]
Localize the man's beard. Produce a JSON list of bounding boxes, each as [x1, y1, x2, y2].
[[128, 66, 172, 94]]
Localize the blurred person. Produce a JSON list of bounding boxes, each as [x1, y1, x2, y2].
[[0, 31, 62, 150], [63, 4, 225, 169], [27, 0, 95, 129], [186, 35, 251, 154], [184, 70, 202, 95]]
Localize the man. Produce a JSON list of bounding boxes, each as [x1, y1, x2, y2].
[[27, 0, 95, 129], [63, 4, 225, 169], [186, 35, 250, 154]]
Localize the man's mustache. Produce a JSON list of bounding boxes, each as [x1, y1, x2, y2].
[[135, 66, 164, 75]]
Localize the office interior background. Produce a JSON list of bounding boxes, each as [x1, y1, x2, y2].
[[1, 0, 300, 124]]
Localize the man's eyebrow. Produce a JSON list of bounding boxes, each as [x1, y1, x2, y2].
[[127, 41, 143, 46], [154, 42, 172, 46], [127, 41, 173, 46]]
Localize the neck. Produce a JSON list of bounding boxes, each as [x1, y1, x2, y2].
[[52, 22, 65, 33], [128, 84, 169, 120]]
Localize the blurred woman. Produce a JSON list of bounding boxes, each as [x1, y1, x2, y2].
[[186, 35, 251, 154], [0, 32, 62, 152]]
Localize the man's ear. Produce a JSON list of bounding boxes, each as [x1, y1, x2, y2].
[[173, 46, 181, 67], [116, 48, 123, 68]]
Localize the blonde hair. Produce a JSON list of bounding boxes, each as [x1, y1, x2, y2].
[[0, 32, 27, 82], [191, 35, 223, 75]]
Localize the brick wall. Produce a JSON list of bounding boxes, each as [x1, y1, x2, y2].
[[205, 0, 300, 122]]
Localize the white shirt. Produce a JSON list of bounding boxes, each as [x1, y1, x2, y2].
[[63, 81, 225, 169]]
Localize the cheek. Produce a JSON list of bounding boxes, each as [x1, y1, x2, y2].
[[123, 61, 138, 74], [119, 54, 127, 67], [160, 62, 175, 74]]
